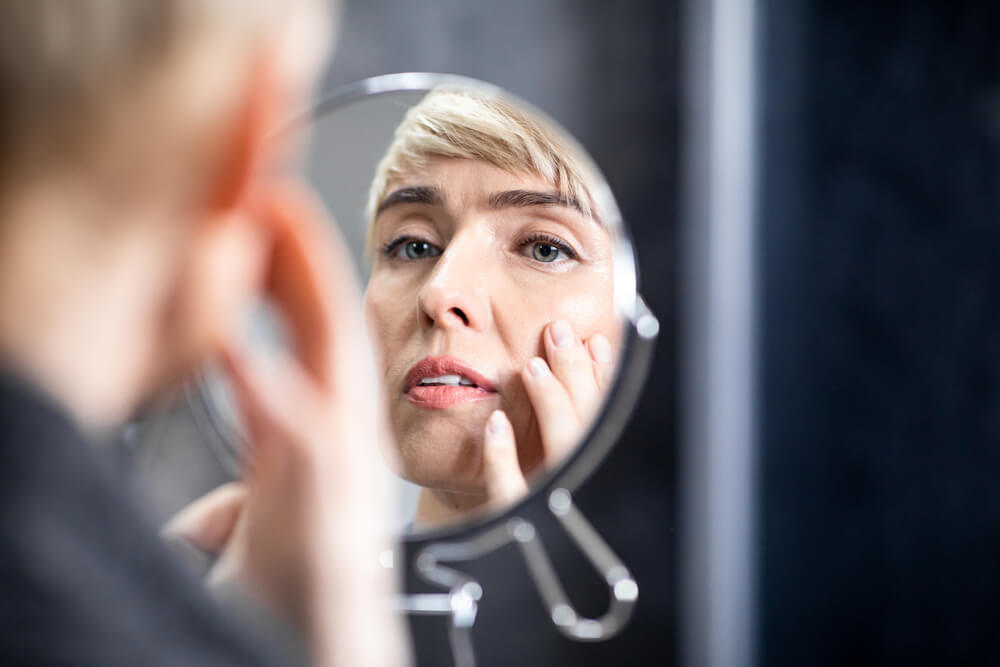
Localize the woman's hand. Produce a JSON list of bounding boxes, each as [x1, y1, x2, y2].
[[162, 482, 247, 563], [166, 184, 407, 666], [482, 318, 615, 506]]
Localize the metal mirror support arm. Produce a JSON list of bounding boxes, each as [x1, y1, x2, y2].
[[396, 296, 658, 667], [400, 492, 638, 667], [512, 489, 638, 640]]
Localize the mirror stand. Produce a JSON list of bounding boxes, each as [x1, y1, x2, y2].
[[395, 488, 637, 667]]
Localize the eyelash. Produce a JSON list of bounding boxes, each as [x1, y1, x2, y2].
[[379, 233, 579, 261], [517, 232, 579, 261], [380, 235, 422, 256]]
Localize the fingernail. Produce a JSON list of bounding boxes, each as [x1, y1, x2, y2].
[[529, 357, 550, 378], [551, 319, 574, 348], [487, 410, 506, 436], [590, 334, 612, 364]]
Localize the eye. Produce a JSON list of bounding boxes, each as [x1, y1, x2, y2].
[[382, 237, 442, 261], [518, 233, 578, 265], [398, 240, 441, 260], [531, 243, 562, 263]]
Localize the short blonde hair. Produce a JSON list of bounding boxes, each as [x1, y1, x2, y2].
[[0, 0, 329, 200], [365, 87, 602, 253]]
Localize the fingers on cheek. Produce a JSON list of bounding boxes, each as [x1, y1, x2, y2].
[[546, 320, 602, 410], [587, 333, 613, 364], [521, 357, 564, 408], [586, 333, 615, 388], [521, 358, 576, 446], [545, 319, 588, 377]]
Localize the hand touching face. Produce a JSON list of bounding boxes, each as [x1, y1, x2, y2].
[[482, 319, 615, 504]]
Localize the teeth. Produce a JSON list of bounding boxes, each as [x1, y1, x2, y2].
[[418, 374, 476, 387]]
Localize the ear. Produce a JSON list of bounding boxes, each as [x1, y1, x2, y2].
[[205, 45, 288, 216]]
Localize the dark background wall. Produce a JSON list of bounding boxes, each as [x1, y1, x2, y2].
[[758, 1, 1000, 664], [321, 2, 680, 666]]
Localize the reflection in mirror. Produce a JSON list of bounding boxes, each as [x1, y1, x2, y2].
[[204, 81, 627, 534]]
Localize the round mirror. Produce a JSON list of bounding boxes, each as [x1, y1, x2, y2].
[[194, 74, 650, 537]]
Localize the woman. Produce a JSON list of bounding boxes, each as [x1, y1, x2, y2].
[[363, 89, 622, 526]]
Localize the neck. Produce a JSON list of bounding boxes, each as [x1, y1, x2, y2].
[[414, 486, 490, 527], [0, 184, 176, 427]]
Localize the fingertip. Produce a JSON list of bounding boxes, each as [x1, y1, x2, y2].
[[549, 318, 575, 349], [163, 482, 248, 555], [482, 410, 528, 503], [486, 409, 502, 436], [483, 412, 516, 472], [588, 334, 613, 365], [526, 357, 550, 380], [486, 409, 513, 437]]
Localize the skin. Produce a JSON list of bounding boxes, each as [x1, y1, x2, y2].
[[364, 157, 622, 524]]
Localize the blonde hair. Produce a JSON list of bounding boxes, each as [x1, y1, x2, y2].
[[365, 87, 603, 254], [0, 0, 329, 198]]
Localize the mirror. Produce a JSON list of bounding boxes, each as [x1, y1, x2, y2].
[[195, 74, 647, 538]]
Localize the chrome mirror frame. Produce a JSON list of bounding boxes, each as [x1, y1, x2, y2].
[[191, 73, 659, 667]]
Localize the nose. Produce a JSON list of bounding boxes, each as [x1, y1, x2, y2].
[[417, 237, 492, 332]]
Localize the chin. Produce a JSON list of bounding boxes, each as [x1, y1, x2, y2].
[[394, 418, 488, 493]]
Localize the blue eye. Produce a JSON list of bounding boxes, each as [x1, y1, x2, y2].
[[531, 243, 562, 262], [385, 238, 442, 260], [519, 233, 577, 264]]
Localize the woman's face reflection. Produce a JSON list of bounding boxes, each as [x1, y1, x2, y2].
[[364, 156, 618, 503]]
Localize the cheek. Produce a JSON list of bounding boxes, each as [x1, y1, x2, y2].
[[559, 291, 615, 332], [363, 288, 393, 381], [563, 268, 619, 337], [362, 289, 385, 350], [364, 275, 418, 373], [510, 276, 618, 350]]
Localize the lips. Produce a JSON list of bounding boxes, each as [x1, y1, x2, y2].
[[404, 356, 498, 408]]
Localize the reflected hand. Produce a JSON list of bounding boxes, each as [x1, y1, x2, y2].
[[483, 319, 614, 507]]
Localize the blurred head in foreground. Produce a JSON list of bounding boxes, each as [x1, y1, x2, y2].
[[0, 0, 333, 425]]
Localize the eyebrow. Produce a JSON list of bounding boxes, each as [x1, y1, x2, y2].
[[375, 185, 444, 217], [375, 185, 590, 221], [487, 189, 586, 216]]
